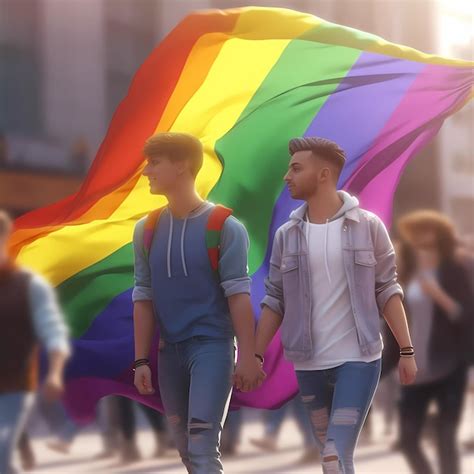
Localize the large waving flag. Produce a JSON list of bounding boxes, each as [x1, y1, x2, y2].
[[11, 7, 472, 421]]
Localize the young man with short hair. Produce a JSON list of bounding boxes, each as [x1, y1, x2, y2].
[[132, 132, 264, 473], [255, 137, 417, 474]]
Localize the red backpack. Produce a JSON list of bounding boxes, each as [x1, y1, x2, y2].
[[142, 204, 233, 277]]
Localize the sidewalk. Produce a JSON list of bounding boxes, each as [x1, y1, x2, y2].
[[21, 393, 474, 473]]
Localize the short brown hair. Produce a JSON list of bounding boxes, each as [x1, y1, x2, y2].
[[143, 132, 203, 177], [0, 210, 12, 236], [289, 137, 346, 177], [397, 210, 457, 261]]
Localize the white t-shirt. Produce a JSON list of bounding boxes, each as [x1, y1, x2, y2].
[[294, 216, 381, 371]]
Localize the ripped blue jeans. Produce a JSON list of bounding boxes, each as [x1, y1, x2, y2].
[[158, 336, 235, 474], [296, 359, 381, 474]]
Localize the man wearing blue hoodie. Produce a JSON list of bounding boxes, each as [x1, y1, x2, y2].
[[132, 132, 265, 474], [255, 137, 418, 474]]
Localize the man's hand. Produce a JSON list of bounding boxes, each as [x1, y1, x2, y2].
[[399, 357, 417, 385], [134, 365, 155, 395], [233, 356, 266, 392], [42, 373, 65, 402]]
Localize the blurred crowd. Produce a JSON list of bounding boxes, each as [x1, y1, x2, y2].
[[0, 207, 473, 473]]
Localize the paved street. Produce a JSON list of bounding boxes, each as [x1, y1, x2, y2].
[[19, 393, 474, 474]]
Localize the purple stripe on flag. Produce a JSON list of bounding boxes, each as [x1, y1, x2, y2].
[[250, 52, 423, 311], [64, 328, 297, 423], [66, 289, 134, 379]]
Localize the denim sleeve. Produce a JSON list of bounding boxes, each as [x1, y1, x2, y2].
[[29, 274, 71, 355], [218, 216, 251, 297], [132, 218, 153, 302], [373, 216, 404, 312], [261, 229, 284, 316]]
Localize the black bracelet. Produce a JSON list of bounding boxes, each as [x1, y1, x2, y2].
[[133, 363, 150, 372], [255, 353, 264, 364], [133, 358, 149, 369]]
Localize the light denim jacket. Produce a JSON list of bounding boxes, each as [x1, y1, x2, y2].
[[261, 191, 403, 363]]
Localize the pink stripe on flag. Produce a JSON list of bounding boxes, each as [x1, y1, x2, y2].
[[344, 64, 472, 224]]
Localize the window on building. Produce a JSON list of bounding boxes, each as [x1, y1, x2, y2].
[[104, 0, 157, 123], [0, 0, 41, 136]]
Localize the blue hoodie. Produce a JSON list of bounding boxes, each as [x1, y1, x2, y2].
[[132, 201, 251, 343]]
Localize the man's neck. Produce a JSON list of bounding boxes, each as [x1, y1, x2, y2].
[[166, 188, 204, 219], [306, 188, 343, 224]]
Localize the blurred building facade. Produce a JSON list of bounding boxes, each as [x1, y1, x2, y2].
[[437, 4, 473, 236], [0, 0, 472, 225], [0, 0, 161, 214]]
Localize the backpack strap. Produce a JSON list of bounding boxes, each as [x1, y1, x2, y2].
[[206, 204, 233, 273], [143, 204, 233, 275], [143, 207, 166, 259]]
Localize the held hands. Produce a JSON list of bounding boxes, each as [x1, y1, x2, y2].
[[134, 364, 155, 395], [399, 356, 417, 385], [233, 355, 266, 392]]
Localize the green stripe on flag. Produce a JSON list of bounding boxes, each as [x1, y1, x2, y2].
[[209, 33, 361, 273]]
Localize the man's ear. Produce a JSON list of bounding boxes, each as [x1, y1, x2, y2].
[[175, 160, 188, 176], [320, 167, 331, 182]]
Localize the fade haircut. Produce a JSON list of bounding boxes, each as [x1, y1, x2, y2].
[[289, 137, 346, 178]]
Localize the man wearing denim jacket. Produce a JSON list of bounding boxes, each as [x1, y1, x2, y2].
[[255, 137, 417, 474]]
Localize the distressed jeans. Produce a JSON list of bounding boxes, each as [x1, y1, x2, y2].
[[158, 336, 235, 474], [296, 359, 381, 474]]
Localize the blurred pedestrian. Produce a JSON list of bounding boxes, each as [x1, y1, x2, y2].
[[395, 210, 473, 474], [0, 210, 71, 474], [116, 397, 169, 464], [250, 396, 320, 464], [220, 409, 243, 457]]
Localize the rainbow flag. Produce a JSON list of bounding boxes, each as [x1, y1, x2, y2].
[[11, 7, 472, 421]]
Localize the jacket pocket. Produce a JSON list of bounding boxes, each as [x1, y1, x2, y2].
[[354, 250, 377, 267], [354, 249, 376, 285], [281, 255, 299, 272], [353, 249, 379, 320]]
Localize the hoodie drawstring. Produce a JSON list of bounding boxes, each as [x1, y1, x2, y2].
[[167, 212, 173, 278], [324, 218, 332, 284], [181, 217, 188, 277]]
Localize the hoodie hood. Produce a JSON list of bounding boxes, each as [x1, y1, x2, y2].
[[293, 191, 359, 285], [289, 190, 359, 224]]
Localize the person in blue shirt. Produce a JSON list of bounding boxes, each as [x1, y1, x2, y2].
[[132, 132, 265, 474]]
